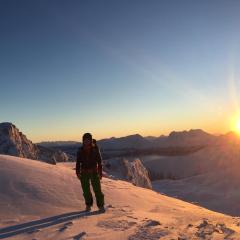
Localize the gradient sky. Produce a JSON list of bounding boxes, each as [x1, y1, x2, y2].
[[1, 0, 240, 142]]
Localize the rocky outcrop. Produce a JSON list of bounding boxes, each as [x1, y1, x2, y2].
[[104, 157, 152, 189], [0, 122, 38, 159], [0, 122, 69, 164], [123, 158, 152, 189], [52, 150, 69, 162]]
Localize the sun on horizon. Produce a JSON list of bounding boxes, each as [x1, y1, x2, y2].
[[230, 115, 240, 135], [235, 119, 240, 134]]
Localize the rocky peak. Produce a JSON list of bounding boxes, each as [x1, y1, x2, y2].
[[0, 122, 69, 164], [123, 158, 152, 189], [0, 122, 38, 159], [104, 157, 152, 189]]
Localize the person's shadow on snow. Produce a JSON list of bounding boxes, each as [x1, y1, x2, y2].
[[0, 210, 101, 239]]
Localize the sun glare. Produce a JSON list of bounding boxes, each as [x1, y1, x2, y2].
[[236, 119, 240, 134], [230, 114, 240, 135]]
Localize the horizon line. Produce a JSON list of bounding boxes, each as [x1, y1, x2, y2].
[[33, 129, 235, 144]]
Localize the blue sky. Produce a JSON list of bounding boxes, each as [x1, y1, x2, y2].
[[1, 0, 240, 142]]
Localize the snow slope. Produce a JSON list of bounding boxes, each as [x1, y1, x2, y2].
[[149, 143, 240, 216], [141, 143, 237, 180], [153, 166, 240, 216], [143, 138, 240, 181], [1, 154, 240, 240]]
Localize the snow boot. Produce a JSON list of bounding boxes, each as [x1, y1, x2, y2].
[[98, 206, 105, 213], [85, 205, 91, 212]]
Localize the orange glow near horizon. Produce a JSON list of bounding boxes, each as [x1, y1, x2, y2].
[[234, 117, 240, 135], [30, 124, 231, 143], [236, 120, 240, 133], [27, 108, 238, 143], [229, 112, 240, 135]]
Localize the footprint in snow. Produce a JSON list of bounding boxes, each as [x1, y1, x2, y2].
[[195, 219, 235, 239], [127, 215, 138, 220], [143, 220, 161, 227], [59, 221, 73, 232], [73, 232, 86, 240], [97, 219, 137, 231], [129, 219, 167, 240]]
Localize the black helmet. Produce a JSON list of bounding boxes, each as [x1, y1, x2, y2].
[[82, 133, 92, 141]]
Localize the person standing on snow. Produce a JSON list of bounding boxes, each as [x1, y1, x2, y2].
[[76, 133, 105, 212]]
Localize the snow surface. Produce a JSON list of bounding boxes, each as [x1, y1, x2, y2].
[[150, 143, 240, 216], [1, 154, 240, 239], [142, 142, 240, 180]]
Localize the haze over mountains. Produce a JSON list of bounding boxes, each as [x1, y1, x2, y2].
[[39, 129, 218, 150], [38, 128, 238, 161], [2, 121, 217, 161]]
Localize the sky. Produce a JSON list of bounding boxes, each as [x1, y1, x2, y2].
[[1, 0, 240, 142]]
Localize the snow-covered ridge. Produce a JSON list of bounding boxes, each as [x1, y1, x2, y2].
[[104, 157, 152, 189], [123, 158, 152, 189], [0, 122, 69, 164], [0, 122, 38, 159]]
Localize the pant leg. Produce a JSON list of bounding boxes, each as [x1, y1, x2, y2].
[[90, 173, 104, 208], [80, 173, 93, 206]]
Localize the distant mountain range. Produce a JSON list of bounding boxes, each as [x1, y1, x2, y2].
[[38, 129, 223, 150], [37, 129, 240, 159], [1, 122, 239, 162]]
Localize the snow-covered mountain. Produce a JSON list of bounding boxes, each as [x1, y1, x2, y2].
[[123, 158, 152, 189], [97, 130, 216, 149], [37, 130, 218, 161], [0, 122, 69, 164], [104, 157, 152, 189], [1, 154, 239, 240], [0, 122, 39, 159]]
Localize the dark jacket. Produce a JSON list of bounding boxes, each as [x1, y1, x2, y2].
[[76, 145, 102, 176]]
